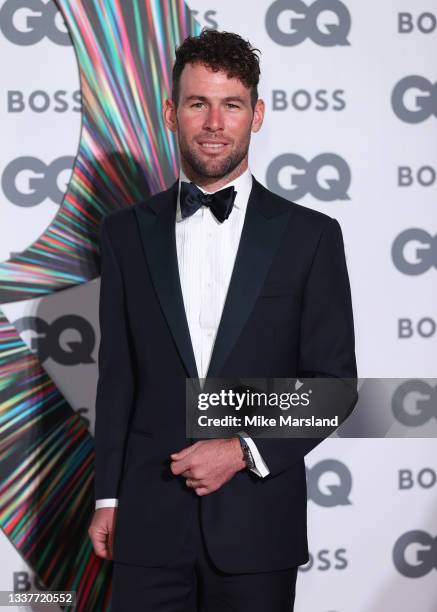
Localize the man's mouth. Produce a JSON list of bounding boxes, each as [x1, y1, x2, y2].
[[197, 140, 230, 153]]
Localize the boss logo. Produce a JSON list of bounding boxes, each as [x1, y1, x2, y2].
[[398, 12, 437, 34], [307, 459, 352, 507], [266, 153, 351, 201], [391, 229, 437, 275], [398, 318, 436, 339], [8, 90, 82, 113], [272, 89, 346, 112], [188, 9, 218, 30], [391, 76, 437, 123], [393, 531, 437, 578], [399, 468, 437, 490], [392, 380, 437, 427], [265, 0, 351, 47], [398, 166, 436, 187], [2, 156, 74, 207], [13, 572, 47, 592], [0, 0, 71, 46], [14, 315, 95, 365], [299, 548, 348, 572]]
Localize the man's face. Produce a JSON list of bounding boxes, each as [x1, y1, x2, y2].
[[164, 62, 264, 179]]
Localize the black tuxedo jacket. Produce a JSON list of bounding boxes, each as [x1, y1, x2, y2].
[[94, 175, 357, 573]]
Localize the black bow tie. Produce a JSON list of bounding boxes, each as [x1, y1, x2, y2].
[[180, 181, 237, 223]]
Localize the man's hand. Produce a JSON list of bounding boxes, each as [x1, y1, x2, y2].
[[88, 507, 117, 559], [170, 438, 246, 496]]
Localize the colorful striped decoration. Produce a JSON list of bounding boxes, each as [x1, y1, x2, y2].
[[0, 0, 199, 303], [0, 309, 112, 610]]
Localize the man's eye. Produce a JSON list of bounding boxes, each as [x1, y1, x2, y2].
[[227, 103, 239, 109], [191, 102, 205, 108]]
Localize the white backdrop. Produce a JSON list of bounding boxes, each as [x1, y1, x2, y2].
[[1, 1, 436, 610]]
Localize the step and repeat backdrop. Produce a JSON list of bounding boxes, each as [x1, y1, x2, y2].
[[0, 1, 436, 610]]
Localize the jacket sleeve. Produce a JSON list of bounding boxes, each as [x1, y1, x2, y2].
[[94, 216, 135, 500], [254, 217, 357, 477]]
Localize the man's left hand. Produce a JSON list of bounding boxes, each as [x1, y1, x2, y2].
[[170, 438, 246, 496]]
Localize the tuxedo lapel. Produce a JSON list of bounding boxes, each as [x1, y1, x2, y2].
[[134, 175, 293, 383], [206, 177, 293, 379], [134, 180, 199, 379]]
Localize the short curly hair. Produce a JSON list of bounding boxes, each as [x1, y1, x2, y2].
[[172, 29, 261, 109]]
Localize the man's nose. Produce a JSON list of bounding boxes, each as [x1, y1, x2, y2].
[[203, 106, 224, 131]]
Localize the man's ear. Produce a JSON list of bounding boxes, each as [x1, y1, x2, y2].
[[251, 98, 265, 133], [163, 99, 178, 132]]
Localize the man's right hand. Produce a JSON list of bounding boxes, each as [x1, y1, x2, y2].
[[88, 508, 117, 560]]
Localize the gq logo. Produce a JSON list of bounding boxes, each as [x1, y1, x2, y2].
[[266, 153, 351, 201], [392, 380, 437, 427], [0, 0, 70, 46], [77, 407, 91, 429], [2, 156, 74, 207], [393, 531, 437, 578], [307, 459, 352, 507], [265, 0, 351, 46], [391, 229, 437, 275], [14, 315, 95, 365], [391, 76, 437, 123]]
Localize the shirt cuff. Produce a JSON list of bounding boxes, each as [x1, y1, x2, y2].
[[95, 498, 119, 509], [237, 431, 270, 478]]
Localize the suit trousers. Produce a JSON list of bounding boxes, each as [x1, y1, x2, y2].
[[111, 497, 298, 611]]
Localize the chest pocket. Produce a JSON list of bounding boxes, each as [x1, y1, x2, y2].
[[257, 281, 300, 299]]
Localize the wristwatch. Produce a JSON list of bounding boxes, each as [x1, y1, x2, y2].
[[237, 434, 255, 470]]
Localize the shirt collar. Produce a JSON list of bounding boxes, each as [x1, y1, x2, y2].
[[176, 167, 253, 222]]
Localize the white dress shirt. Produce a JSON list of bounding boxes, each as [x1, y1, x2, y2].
[[95, 167, 269, 510]]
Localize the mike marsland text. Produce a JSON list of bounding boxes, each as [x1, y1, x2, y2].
[[197, 415, 339, 428]]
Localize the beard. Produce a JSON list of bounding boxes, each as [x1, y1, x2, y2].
[[178, 131, 250, 180]]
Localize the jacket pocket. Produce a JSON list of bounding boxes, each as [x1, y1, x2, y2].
[[258, 283, 299, 298], [130, 428, 154, 439]]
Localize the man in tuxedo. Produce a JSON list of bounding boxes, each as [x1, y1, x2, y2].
[[88, 29, 357, 611]]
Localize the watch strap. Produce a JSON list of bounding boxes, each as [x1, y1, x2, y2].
[[237, 434, 255, 470]]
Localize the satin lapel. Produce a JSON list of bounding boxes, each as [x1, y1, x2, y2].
[[134, 181, 198, 379], [206, 177, 293, 379]]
